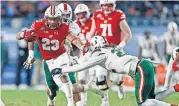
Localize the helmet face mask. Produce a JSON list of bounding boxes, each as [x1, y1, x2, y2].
[[76, 12, 88, 23], [74, 4, 90, 23], [44, 6, 62, 29], [57, 3, 72, 23], [101, 3, 114, 15], [100, 0, 116, 15], [62, 13, 71, 23], [46, 17, 62, 29]]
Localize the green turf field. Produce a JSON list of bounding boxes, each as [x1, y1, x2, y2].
[[1, 90, 179, 106]]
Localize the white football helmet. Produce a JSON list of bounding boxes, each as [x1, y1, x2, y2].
[[44, 6, 62, 29], [90, 36, 108, 51], [172, 47, 179, 60], [100, 0, 116, 14], [57, 3, 72, 23], [45, 6, 62, 18], [74, 4, 90, 23], [168, 22, 178, 33]]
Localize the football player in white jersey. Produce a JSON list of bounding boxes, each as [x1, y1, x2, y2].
[[60, 36, 179, 106], [163, 22, 179, 64], [164, 47, 179, 88], [74, 4, 110, 106], [138, 31, 160, 61]]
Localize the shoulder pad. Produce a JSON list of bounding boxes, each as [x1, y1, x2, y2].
[[115, 9, 123, 13]]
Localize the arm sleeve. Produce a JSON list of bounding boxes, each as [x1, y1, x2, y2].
[[62, 54, 107, 73]]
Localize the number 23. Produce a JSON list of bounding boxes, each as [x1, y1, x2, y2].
[[42, 38, 59, 51]]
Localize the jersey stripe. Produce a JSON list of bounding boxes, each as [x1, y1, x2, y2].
[[137, 65, 145, 103], [64, 3, 67, 10], [53, 6, 55, 16], [50, 6, 53, 15]]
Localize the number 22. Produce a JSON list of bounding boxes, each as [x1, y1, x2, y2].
[[100, 24, 112, 36]]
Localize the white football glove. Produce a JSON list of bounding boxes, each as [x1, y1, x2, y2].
[[23, 56, 35, 70], [23, 50, 35, 70]]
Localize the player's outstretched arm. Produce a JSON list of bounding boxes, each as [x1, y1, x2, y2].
[[66, 32, 89, 55], [117, 20, 132, 49], [62, 54, 107, 73]]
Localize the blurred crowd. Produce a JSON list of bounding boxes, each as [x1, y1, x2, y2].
[[1, 1, 179, 26]]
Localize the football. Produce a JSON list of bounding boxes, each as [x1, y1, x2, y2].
[[24, 30, 37, 42]]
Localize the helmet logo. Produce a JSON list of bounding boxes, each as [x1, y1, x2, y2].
[[64, 3, 67, 10], [50, 6, 56, 16]]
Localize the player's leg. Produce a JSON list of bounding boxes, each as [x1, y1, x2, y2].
[[68, 69, 83, 106], [68, 47, 83, 106], [53, 74, 74, 106], [46, 53, 74, 106], [155, 84, 179, 101], [135, 60, 155, 105], [94, 66, 109, 106], [43, 61, 58, 106], [95, 65, 109, 91], [109, 72, 125, 99], [148, 80, 156, 99], [141, 99, 176, 106], [68, 72, 83, 106], [147, 79, 177, 103], [78, 69, 88, 106], [77, 55, 89, 106]]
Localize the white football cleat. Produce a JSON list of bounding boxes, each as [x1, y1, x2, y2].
[[47, 97, 55, 106], [67, 102, 75, 106], [100, 99, 109, 106]]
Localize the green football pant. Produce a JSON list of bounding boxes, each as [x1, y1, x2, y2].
[[165, 53, 171, 64], [135, 60, 155, 105]]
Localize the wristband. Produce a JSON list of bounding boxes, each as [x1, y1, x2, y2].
[[28, 50, 34, 58], [117, 40, 126, 49]]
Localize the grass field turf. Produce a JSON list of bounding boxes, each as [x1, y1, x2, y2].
[[1, 90, 179, 106]]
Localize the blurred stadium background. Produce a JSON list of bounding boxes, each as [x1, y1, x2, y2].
[[1, 1, 179, 106]]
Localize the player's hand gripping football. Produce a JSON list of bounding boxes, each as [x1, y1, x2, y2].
[[23, 56, 35, 70], [16, 29, 37, 41], [16, 28, 28, 40]]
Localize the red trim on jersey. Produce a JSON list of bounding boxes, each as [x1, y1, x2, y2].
[[64, 3, 67, 10], [50, 6, 53, 15]]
